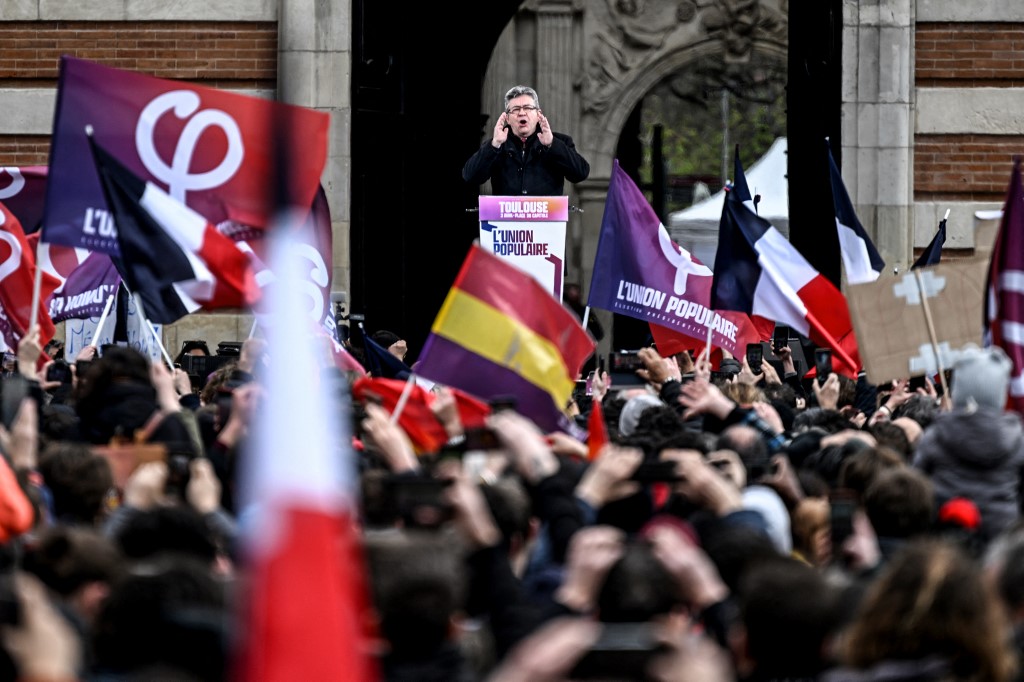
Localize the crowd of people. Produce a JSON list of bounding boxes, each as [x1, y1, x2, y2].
[[0, 82, 1016, 682], [0, 311, 1019, 682]]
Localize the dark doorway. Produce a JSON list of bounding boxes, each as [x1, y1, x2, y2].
[[350, 1, 523, 361]]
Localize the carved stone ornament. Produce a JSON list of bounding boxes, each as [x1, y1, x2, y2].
[[577, 0, 787, 113]]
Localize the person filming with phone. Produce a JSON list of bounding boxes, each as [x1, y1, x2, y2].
[[462, 85, 591, 196]]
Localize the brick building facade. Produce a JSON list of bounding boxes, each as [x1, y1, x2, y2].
[[0, 1, 1022, 353]]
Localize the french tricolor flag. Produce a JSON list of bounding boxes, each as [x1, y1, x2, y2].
[[912, 215, 947, 270], [88, 133, 260, 324], [234, 218, 379, 681], [827, 142, 885, 284], [711, 148, 861, 377]]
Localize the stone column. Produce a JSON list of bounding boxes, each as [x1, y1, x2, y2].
[[535, 2, 577, 139], [484, 22, 518, 125], [278, 0, 352, 295], [842, 0, 914, 269]]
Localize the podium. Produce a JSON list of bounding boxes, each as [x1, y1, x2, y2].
[[477, 195, 568, 300]]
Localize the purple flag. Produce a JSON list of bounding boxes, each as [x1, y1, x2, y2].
[[31, 238, 122, 322], [587, 160, 763, 357]]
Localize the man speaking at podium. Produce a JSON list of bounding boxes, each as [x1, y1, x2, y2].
[[463, 85, 590, 196]]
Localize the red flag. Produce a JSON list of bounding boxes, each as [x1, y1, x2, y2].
[[587, 399, 608, 461], [985, 158, 1024, 413], [649, 315, 772, 360], [352, 377, 490, 453], [0, 201, 59, 352]]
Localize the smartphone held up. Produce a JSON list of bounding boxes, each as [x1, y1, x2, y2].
[[814, 348, 832, 383]]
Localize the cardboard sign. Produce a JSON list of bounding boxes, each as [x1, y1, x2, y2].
[[846, 260, 987, 383]]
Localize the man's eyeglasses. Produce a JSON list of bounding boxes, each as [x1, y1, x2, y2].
[[507, 105, 538, 115]]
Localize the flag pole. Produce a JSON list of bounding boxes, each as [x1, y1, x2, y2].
[[803, 310, 859, 375], [582, 305, 591, 331], [89, 294, 116, 347], [28, 243, 43, 331], [131, 291, 174, 369], [389, 373, 417, 425], [702, 321, 713, 365], [913, 269, 950, 399]]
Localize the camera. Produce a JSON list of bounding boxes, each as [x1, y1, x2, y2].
[[464, 426, 501, 451], [164, 453, 192, 500], [46, 360, 74, 384], [0, 375, 28, 430], [569, 622, 668, 680], [629, 460, 682, 483], [746, 342, 763, 373], [75, 359, 94, 381], [386, 475, 454, 530], [814, 348, 832, 383], [609, 350, 647, 386], [830, 492, 856, 561]]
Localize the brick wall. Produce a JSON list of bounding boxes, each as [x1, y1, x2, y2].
[[916, 23, 1024, 87], [0, 136, 49, 165], [0, 21, 277, 166], [914, 134, 1024, 201], [915, 23, 1024, 199], [0, 21, 277, 88]]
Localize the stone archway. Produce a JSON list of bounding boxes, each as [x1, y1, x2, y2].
[[480, 0, 787, 354]]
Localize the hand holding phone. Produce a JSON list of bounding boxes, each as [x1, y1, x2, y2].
[[569, 622, 668, 680], [45, 360, 73, 385], [772, 325, 790, 354], [814, 348, 832, 383], [829, 492, 857, 564], [746, 343, 763, 374]]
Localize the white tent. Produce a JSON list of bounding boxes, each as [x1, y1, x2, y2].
[[667, 137, 789, 267]]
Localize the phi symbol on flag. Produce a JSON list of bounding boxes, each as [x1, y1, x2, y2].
[[0, 231, 22, 285], [135, 91, 245, 203], [0, 169, 25, 200], [658, 225, 711, 296]]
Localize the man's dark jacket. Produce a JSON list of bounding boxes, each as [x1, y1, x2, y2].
[[462, 130, 590, 196]]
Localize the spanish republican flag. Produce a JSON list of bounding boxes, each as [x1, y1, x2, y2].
[[415, 245, 596, 434]]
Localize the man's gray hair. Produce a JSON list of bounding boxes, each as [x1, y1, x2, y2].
[[504, 85, 539, 110]]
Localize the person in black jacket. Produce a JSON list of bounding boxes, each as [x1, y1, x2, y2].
[[462, 85, 590, 196]]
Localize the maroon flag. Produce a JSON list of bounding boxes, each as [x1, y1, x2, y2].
[[985, 158, 1024, 412], [8, 166, 123, 322], [43, 56, 329, 255], [0, 167, 47, 233]]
